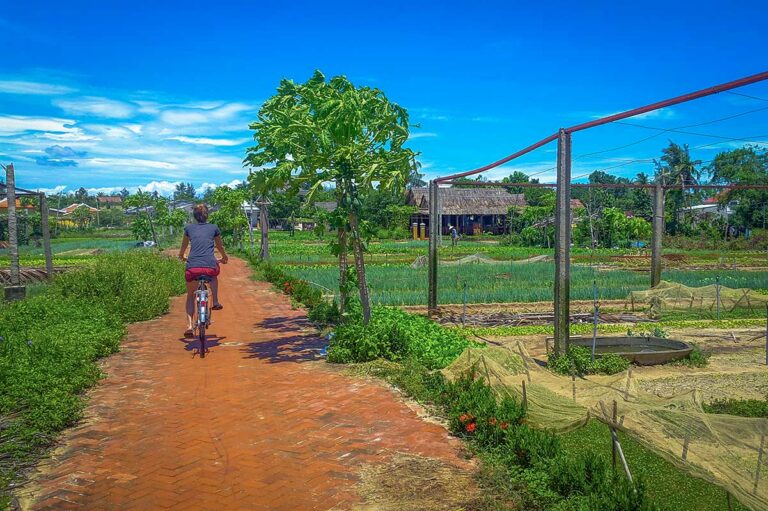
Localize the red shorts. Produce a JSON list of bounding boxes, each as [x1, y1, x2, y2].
[[185, 265, 220, 283]]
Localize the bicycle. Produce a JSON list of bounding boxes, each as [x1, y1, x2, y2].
[[193, 275, 213, 358]]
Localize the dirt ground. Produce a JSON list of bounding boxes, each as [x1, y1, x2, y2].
[[490, 326, 768, 403]]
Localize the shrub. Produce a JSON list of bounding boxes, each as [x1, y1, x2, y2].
[[52, 251, 185, 322], [548, 346, 630, 376], [704, 397, 768, 417], [327, 307, 473, 369], [0, 251, 184, 504], [672, 344, 710, 368]]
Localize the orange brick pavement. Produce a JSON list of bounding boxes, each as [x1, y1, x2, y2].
[[19, 258, 468, 510]]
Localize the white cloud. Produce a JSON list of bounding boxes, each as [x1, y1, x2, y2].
[[140, 180, 181, 196], [589, 107, 676, 121], [0, 80, 77, 95], [54, 96, 136, 119], [199, 179, 243, 192], [85, 157, 177, 170], [38, 185, 67, 194], [124, 124, 143, 135], [166, 135, 248, 146], [159, 102, 254, 127], [408, 132, 438, 139], [0, 115, 77, 135]]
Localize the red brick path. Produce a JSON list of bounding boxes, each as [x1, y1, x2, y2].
[[19, 258, 467, 510]]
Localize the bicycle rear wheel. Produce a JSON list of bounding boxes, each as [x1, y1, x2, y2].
[[199, 323, 206, 358]]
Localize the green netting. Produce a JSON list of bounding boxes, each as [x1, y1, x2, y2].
[[630, 280, 768, 312], [443, 345, 768, 511]]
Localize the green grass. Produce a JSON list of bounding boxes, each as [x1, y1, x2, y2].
[[560, 420, 748, 511], [0, 252, 185, 507]]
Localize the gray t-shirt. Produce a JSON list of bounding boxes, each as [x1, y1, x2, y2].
[[184, 223, 221, 269]]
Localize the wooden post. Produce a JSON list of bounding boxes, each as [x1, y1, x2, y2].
[[591, 280, 598, 362], [428, 180, 438, 315], [572, 373, 576, 401], [716, 276, 721, 321], [754, 432, 765, 494], [682, 434, 690, 461], [522, 380, 528, 410], [651, 183, 664, 288], [612, 400, 618, 471], [5, 164, 20, 287], [554, 128, 572, 355], [765, 304, 768, 366], [39, 193, 54, 279], [462, 281, 467, 326]]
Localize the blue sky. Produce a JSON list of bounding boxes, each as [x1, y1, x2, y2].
[[1, 0, 767, 195]]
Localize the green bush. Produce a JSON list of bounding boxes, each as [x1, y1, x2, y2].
[[52, 251, 185, 322], [327, 307, 473, 369], [704, 397, 768, 417], [548, 346, 630, 376], [0, 251, 184, 504], [672, 344, 710, 368]]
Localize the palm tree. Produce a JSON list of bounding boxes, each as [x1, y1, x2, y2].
[[655, 142, 701, 234]]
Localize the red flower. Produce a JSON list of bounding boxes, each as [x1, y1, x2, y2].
[[500, 422, 509, 430], [459, 414, 473, 423], [488, 418, 497, 426], [465, 422, 476, 433]]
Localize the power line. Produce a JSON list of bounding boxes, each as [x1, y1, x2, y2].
[[726, 90, 768, 103], [573, 104, 768, 160], [612, 123, 768, 143]]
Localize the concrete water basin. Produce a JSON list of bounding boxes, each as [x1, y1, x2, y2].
[[569, 336, 693, 365]]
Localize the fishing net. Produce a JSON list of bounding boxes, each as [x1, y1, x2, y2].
[[443, 345, 768, 510], [629, 280, 768, 313]]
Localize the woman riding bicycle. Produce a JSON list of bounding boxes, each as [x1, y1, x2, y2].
[[178, 204, 228, 337]]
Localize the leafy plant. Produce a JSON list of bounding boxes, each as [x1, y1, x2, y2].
[[548, 346, 629, 376], [327, 307, 473, 369], [704, 397, 768, 417], [672, 344, 710, 368]]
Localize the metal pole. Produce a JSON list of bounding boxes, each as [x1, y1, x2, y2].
[[428, 180, 438, 315], [651, 183, 664, 288], [39, 193, 54, 279], [6, 164, 20, 286], [554, 128, 572, 354]]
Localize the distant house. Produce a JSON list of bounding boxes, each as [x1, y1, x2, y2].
[[682, 197, 736, 223], [96, 196, 123, 208], [313, 201, 337, 213], [0, 198, 36, 211], [406, 187, 527, 235], [55, 203, 99, 215], [49, 203, 99, 228]]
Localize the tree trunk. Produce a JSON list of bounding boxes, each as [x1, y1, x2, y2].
[[259, 203, 269, 261], [338, 227, 349, 314], [348, 212, 372, 324]]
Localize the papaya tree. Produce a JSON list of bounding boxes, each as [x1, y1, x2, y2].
[[245, 70, 417, 323]]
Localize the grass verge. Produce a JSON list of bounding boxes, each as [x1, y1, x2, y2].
[[0, 251, 184, 508]]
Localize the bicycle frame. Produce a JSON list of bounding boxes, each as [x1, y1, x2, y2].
[[195, 277, 212, 357]]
